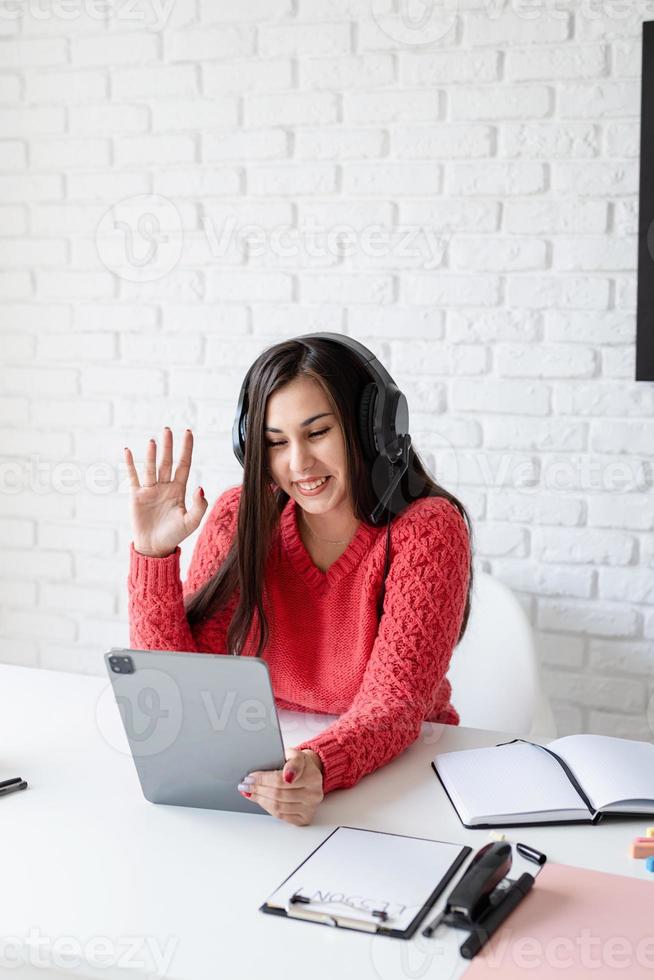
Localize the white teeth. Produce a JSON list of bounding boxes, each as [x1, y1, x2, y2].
[[298, 476, 328, 490]]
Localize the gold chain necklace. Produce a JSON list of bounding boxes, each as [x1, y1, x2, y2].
[[300, 510, 359, 545]]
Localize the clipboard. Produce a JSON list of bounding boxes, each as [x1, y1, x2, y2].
[[259, 825, 472, 939]]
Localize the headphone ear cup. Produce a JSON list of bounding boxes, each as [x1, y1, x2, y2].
[[358, 382, 377, 461], [238, 412, 247, 465]]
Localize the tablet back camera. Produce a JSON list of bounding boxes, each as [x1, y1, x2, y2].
[[109, 655, 135, 674]]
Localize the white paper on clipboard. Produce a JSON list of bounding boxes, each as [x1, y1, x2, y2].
[[264, 826, 469, 932]]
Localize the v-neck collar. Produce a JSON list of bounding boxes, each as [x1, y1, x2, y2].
[[280, 496, 381, 592]]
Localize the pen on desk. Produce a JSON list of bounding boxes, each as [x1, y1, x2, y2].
[[459, 872, 535, 960], [0, 778, 27, 797]]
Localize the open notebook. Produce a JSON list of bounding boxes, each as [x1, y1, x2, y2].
[[433, 734, 654, 828]]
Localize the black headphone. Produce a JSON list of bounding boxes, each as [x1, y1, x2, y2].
[[231, 332, 413, 619]]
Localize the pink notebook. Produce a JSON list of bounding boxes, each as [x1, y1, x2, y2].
[[465, 862, 654, 979]]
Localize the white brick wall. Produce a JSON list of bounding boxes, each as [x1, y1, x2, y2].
[[0, 0, 652, 739]]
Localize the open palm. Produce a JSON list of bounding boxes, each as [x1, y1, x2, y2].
[[124, 427, 208, 559]]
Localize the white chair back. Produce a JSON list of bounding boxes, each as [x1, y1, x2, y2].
[[447, 571, 557, 739]]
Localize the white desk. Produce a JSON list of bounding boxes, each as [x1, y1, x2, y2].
[[0, 663, 650, 980]]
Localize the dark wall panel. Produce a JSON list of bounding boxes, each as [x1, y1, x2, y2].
[[637, 21, 654, 381]]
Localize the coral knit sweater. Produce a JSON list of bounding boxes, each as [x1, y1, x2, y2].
[[127, 485, 471, 795]]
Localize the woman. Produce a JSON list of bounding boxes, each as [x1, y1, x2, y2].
[[125, 335, 473, 826]]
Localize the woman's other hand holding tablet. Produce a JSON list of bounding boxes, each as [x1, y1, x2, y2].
[[124, 427, 209, 559], [238, 747, 324, 826]]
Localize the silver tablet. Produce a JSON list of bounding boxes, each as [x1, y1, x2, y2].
[[104, 648, 286, 815]]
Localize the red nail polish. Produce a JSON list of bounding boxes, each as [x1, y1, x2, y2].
[[284, 771, 296, 784], [239, 790, 251, 798], [199, 487, 205, 498]]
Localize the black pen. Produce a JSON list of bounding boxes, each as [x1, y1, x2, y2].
[[460, 872, 534, 960], [0, 777, 27, 797]]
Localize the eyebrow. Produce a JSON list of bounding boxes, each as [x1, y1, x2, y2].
[[264, 412, 334, 433]]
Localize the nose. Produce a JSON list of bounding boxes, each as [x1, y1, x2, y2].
[[289, 440, 315, 477]]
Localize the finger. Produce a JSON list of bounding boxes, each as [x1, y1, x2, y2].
[[243, 786, 306, 804], [144, 438, 157, 487], [183, 486, 208, 536], [246, 790, 308, 817], [249, 762, 310, 790], [282, 748, 304, 784], [158, 426, 173, 483], [124, 447, 141, 489], [246, 770, 286, 790], [173, 428, 193, 486]]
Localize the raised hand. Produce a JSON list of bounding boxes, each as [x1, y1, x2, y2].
[[124, 427, 208, 559]]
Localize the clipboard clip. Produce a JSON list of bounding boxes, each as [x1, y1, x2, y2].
[[289, 891, 391, 924]]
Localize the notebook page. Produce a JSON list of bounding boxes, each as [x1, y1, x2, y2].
[[549, 734, 654, 811], [435, 742, 587, 822], [263, 827, 465, 932]]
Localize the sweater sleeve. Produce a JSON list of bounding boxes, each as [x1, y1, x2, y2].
[[295, 498, 471, 795], [127, 484, 242, 653]]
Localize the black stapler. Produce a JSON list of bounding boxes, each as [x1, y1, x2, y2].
[[446, 841, 512, 923], [423, 841, 512, 936], [422, 841, 536, 958]]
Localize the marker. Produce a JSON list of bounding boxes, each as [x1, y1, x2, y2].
[[0, 777, 27, 797], [515, 843, 547, 867], [0, 776, 24, 789]]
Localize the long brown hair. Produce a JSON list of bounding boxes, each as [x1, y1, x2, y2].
[[184, 336, 474, 658]]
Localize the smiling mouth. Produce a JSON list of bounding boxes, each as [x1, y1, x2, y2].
[[295, 476, 330, 490]]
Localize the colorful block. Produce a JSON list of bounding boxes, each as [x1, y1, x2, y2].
[[630, 839, 654, 859], [646, 828, 654, 838], [646, 857, 654, 873]]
